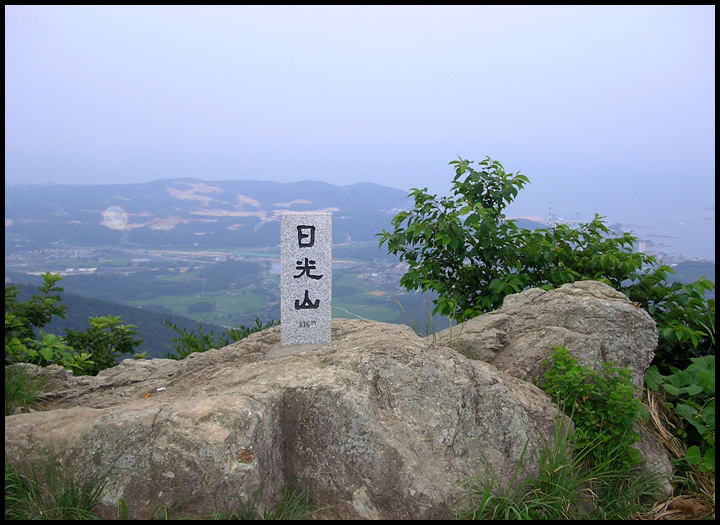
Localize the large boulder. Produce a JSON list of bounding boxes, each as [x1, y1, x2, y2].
[[5, 319, 568, 520], [433, 280, 670, 484], [433, 280, 658, 389]]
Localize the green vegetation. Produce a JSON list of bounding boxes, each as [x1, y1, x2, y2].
[[6, 459, 316, 520], [541, 346, 644, 470], [458, 407, 665, 519], [378, 157, 714, 367], [64, 316, 142, 376], [5, 273, 144, 377], [5, 460, 109, 520], [645, 356, 715, 475], [380, 156, 715, 518], [379, 156, 714, 370], [459, 348, 690, 519], [163, 318, 279, 360], [203, 483, 317, 520], [9, 282, 233, 359], [379, 157, 531, 320], [5, 363, 47, 415], [5, 272, 279, 375]]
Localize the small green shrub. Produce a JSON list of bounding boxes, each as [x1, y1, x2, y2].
[[458, 410, 665, 519], [65, 316, 142, 375], [5, 273, 143, 376], [163, 318, 279, 360], [459, 349, 666, 520], [541, 346, 643, 470], [626, 271, 714, 372]]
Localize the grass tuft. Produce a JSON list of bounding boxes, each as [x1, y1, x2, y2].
[[5, 364, 47, 415], [5, 460, 108, 520], [457, 411, 669, 520]]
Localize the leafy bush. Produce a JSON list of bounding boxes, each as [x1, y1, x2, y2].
[[645, 356, 715, 474], [541, 346, 643, 470], [5, 273, 143, 376], [378, 156, 715, 371], [458, 402, 665, 520], [163, 318, 279, 360], [64, 316, 142, 376], [624, 265, 715, 371]]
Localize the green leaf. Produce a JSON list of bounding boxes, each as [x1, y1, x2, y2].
[[684, 445, 703, 465], [662, 383, 681, 396], [644, 366, 664, 391], [695, 370, 715, 393], [39, 346, 55, 362]]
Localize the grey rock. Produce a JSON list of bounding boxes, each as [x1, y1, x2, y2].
[[5, 319, 568, 520], [433, 280, 671, 486], [5, 282, 672, 519], [433, 281, 657, 389]]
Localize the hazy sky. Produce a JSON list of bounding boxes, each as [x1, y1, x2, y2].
[[4, 5, 715, 259]]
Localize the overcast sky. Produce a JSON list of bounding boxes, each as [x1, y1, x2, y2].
[[4, 5, 715, 259]]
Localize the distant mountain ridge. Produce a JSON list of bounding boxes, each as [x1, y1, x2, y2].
[[5, 179, 412, 249]]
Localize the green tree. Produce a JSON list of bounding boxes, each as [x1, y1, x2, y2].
[[378, 157, 714, 370], [378, 157, 656, 320], [378, 157, 532, 320], [5, 273, 66, 347]]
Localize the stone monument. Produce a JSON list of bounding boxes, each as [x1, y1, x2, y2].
[[280, 213, 332, 345]]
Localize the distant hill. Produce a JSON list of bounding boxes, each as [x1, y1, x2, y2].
[[5, 179, 411, 250], [10, 281, 234, 360]]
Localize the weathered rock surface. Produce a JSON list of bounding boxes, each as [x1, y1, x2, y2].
[[5, 320, 568, 520], [433, 280, 670, 483], [5, 282, 671, 519], [433, 281, 658, 389]]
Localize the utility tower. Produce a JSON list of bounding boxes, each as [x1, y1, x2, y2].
[[548, 201, 555, 227]]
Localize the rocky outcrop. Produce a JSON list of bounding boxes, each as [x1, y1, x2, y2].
[[5, 320, 568, 520], [5, 282, 670, 519], [433, 280, 670, 485], [433, 281, 658, 389]]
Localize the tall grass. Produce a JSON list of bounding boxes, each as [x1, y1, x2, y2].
[[456, 412, 669, 520], [5, 460, 108, 520], [5, 364, 47, 415], [207, 483, 317, 520], [6, 456, 318, 521]]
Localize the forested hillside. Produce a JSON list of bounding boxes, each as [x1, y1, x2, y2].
[[11, 283, 230, 359]]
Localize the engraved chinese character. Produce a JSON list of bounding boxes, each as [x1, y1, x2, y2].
[[295, 290, 320, 309], [297, 225, 316, 247], [294, 257, 323, 280]]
